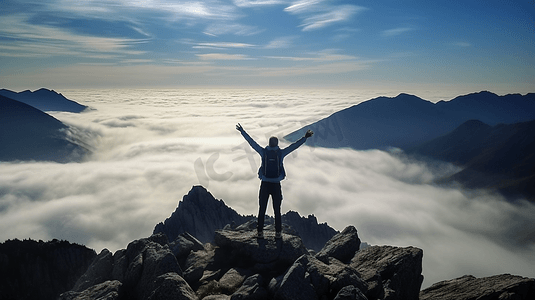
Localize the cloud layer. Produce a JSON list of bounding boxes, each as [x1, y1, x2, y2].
[[1, 89, 534, 288]]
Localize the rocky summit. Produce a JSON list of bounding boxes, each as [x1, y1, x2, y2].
[[2, 186, 534, 300], [154, 185, 338, 252], [59, 223, 426, 300]]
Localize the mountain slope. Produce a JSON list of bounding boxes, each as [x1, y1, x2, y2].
[[408, 119, 535, 201], [285, 91, 535, 150], [0, 95, 88, 162], [0, 88, 87, 112]]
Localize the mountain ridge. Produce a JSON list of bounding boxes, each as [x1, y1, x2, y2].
[[285, 91, 535, 150], [0, 88, 88, 113]]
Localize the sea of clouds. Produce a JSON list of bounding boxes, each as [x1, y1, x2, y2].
[[1, 89, 534, 288]]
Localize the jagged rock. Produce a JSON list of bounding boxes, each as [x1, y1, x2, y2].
[[213, 229, 308, 274], [154, 186, 251, 243], [271, 254, 368, 300], [171, 232, 205, 260], [59, 280, 122, 300], [272, 257, 318, 300], [62, 233, 193, 300], [350, 246, 423, 300], [419, 274, 535, 300], [230, 274, 269, 300], [0, 239, 96, 300], [183, 246, 215, 287], [316, 225, 361, 264], [333, 285, 368, 300], [147, 272, 197, 300], [281, 211, 339, 252], [72, 249, 114, 292], [204, 295, 230, 300], [154, 186, 338, 251]]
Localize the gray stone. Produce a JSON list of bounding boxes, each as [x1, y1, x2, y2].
[[273, 256, 318, 300], [316, 226, 360, 264], [333, 285, 368, 300], [230, 274, 269, 300], [219, 268, 250, 294], [419, 274, 535, 300], [59, 280, 122, 300], [72, 249, 114, 292], [147, 272, 197, 300], [213, 229, 308, 273], [350, 245, 423, 300]]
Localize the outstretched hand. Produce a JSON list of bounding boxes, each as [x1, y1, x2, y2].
[[305, 129, 314, 138], [236, 123, 244, 132]]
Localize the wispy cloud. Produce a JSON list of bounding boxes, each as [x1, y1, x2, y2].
[[203, 23, 264, 36], [0, 14, 146, 58], [195, 42, 256, 49], [264, 36, 295, 49], [197, 53, 254, 60], [284, 1, 365, 31], [381, 27, 413, 37], [233, 0, 288, 7]]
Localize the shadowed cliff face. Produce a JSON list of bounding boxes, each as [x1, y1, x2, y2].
[[0, 239, 96, 300], [0, 95, 89, 162]]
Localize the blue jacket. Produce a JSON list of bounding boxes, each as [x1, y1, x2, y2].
[[240, 130, 307, 182]]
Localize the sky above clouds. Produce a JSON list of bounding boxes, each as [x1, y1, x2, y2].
[[0, 0, 533, 92]]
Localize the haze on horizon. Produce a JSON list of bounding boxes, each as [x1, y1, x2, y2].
[[0, 0, 533, 94]]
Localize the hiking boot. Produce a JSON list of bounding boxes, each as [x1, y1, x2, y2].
[[256, 231, 264, 239], [275, 231, 282, 239]]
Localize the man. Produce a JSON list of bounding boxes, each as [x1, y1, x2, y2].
[[236, 123, 313, 239]]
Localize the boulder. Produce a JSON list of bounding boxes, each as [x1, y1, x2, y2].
[[219, 268, 251, 294], [147, 272, 197, 300], [230, 274, 269, 300], [272, 257, 318, 300], [59, 280, 122, 300], [213, 229, 308, 274], [316, 226, 361, 264], [72, 249, 114, 292], [333, 285, 368, 300], [419, 274, 535, 300], [350, 246, 423, 300]]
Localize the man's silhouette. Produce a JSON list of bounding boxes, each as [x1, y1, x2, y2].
[[236, 123, 313, 239]]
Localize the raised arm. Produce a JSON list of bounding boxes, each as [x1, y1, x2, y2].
[[236, 123, 263, 155], [281, 129, 313, 157]]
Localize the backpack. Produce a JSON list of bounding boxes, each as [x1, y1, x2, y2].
[[263, 148, 281, 178]]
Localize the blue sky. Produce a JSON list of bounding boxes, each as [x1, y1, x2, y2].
[[0, 0, 533, 92]]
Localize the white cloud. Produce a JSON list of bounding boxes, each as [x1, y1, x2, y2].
[[1, 89, 534, 289]]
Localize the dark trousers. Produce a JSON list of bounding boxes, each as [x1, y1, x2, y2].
[[258, 181, 282, 233]]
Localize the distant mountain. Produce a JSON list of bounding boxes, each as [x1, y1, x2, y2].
[[0, 88, 88, 112], [154, 185, 338, 252], [0, 95, 89, 162], [285, 91, 535, 150], [407, 119, 535, 201]]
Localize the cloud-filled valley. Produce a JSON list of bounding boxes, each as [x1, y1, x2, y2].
[[1, 89, 534, 288]]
